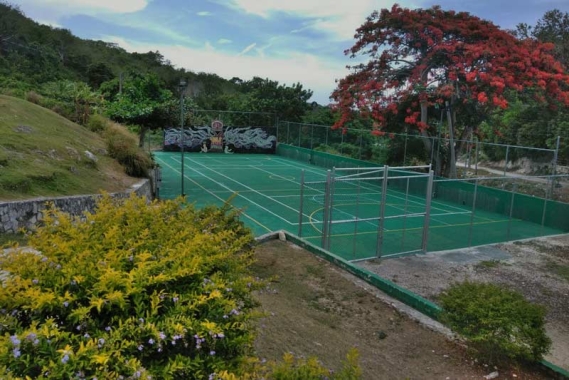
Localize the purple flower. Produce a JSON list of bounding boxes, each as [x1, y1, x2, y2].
[[32, 279, 39, 284], [138, 345, 144, 351], [216, 333, 224, 339], [41, 257, 48, 262], [209, 350, 215, 356], [63, 301, 69, 307], [148, 338, 155, 345], [61, 354, 69, 364], [105, 326, 111, 332], [158, 347, 163, 353], [173, 334, 182, 341], [55, 264, 61, 270], [26, 333, 36, 341], [10, 335, 20, 346], [133, 371, 141, 378], [159, 332, 166, 340], [33, 339, 39, 346], [209, 374, 215, 380], [230, 309, 240, 316], [76, 325, 81, 331], [98, 338, 105, 347], [12, 349, 21, 358], [139, 318, 144, 324], [172, 297, 179, 303], [84, 333, 90, 339], [222, 315, 228, 319]]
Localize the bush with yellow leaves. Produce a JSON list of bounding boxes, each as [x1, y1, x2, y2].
[[0, 194, 261, 379]]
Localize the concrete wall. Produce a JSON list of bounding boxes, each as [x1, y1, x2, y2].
[[0, 179, 152, 234]]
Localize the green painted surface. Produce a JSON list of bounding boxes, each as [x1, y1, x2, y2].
[[154, 150, 565, 261]]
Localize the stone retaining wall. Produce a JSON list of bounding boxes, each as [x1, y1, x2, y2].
[[0, 179, 152, 234]]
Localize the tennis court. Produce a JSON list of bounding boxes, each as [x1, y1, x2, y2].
[[154, 150, 565, 262]]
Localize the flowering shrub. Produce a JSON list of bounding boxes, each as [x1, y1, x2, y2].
[[0, 194, 261, 379]]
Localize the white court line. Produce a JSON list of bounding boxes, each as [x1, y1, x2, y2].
[[184, 156, 315, 222], [249, 164, 380, 230], [156, 157, 271, 233], [171, 157, 295, 225]]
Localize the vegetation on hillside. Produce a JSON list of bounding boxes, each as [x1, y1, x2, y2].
[[0, 95, 147, 200]]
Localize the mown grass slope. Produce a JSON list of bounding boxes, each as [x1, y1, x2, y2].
[[0, 95, 138, 200]]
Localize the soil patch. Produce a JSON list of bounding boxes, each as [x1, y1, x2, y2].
[[252, 240, 551, 379]]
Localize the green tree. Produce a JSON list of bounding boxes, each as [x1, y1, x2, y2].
[[105, 73, 175, 146]]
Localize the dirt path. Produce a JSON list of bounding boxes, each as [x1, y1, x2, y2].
[[252, 240, 551, 380]]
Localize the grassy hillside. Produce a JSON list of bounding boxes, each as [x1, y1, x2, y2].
[[0, 95, 139, 200]]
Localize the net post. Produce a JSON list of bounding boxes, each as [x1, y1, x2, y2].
[[468, 178, 479, 247], [421, 170, 434, 253], [321, 170, 332, 249], [376, 165, 389, 258], [326, 167, 337, 251], [298, 170, 305, 237], [507, 180, 517, 240]]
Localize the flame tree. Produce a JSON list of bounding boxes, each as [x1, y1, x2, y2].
[[331, 4, 569, 176]]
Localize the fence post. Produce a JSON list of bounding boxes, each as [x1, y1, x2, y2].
[[326, 168, 337, 251], [541, 182, 550, 234], [421, 170, 434, 253], [376, 165, 389, 258], [353, 173, 361, 259], [298, 170, 305, 237], [321, 170, 332, 249], [468, 178, 479, 247], [403, 133, 408, 166], [550, 135, 560, 199], [504, 145, 510, 177], [475, 138, 480, 175], [507, 181, 517, 240], [401, 177, 410, 252], [310, 125, 314, 150]]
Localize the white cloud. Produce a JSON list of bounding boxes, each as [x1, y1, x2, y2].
[[217, 38, 233, 44], [222, 0, 416, 40], [12, 0, 149, 14], [238, 43, 257, 56], [103, 36, 348, 104], [197, 11, 212, 16]]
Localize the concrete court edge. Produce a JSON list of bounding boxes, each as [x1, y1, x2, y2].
[[254, 231, 569, 379]]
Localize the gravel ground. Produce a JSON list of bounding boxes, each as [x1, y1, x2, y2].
[[357, 235, 569, 370]]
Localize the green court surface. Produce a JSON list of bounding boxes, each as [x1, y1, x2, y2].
[[154, 151, 564, 261]]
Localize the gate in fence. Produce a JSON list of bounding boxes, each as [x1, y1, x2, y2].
[[297, 165, 435, 261]]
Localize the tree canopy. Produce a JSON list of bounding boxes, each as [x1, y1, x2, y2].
[[331, 4, 569, 175]]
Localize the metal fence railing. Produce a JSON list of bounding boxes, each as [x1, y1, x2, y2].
[[296, 161, 569, 262]]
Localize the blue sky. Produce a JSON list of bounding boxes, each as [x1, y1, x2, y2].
[[8, 0, 569, 104]]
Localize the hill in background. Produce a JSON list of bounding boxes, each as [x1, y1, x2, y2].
[[0, 95, 139, 200]]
